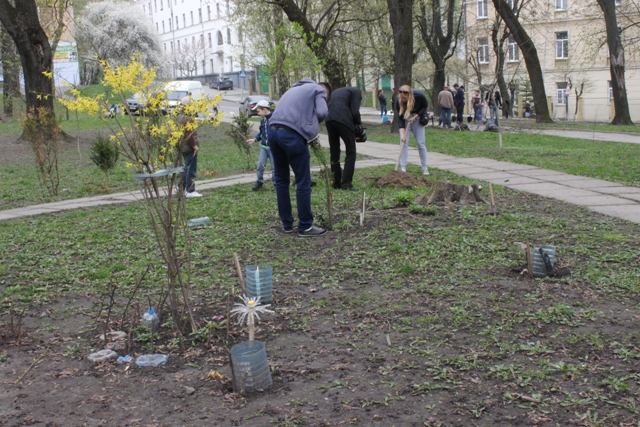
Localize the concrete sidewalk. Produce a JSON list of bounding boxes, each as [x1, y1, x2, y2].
[[1, 131, 639, 224]]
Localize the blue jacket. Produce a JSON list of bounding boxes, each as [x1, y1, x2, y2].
[[270, 79, 328, 142], [454, 88, 465, 107], [254, 112, 272, 148]]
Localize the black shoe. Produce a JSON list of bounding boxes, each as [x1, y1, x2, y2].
[[252, 182, 263, 191], [298, 225, 327, 237], [283, 226, 294, 233], [310, 181, 317, 187], [342, 186, 359, 192]]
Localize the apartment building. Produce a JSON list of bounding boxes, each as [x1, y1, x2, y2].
[[139, 0, 241, 80], [465, 0, 640, 122]]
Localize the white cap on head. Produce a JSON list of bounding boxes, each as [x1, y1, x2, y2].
[[252, 100, 270, 110]]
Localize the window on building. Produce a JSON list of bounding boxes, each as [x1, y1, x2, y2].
[[148, 2, 151, 14], [177, 40, 181, 50], [202, 60, 206, 73], [192, 36, 195, 47], [226, 28, 231, 44], [210, 59, 214, 73], [143, 5, 146, 14], [169, 18, 172, 31], [154, 0, 157, 12], [478, 37, 489, 64], [226, 0, 230, 15], [556, 82, 568, 105], [164, 43, 166, 51], [156, 23, 159, 32], [198, 8, 202, 23], [507, 36, 519, 62], [170, 41, 173, 52], [190, 11, 194, 25], [200, 34, 204, 47], [556, 31, 569, 58], [477, 0, 488, 19], [555, 0, 567, 10], [162, 21, 165, 33], [238, 28, 243, 43], [608, 81, 613, 104], [175, 16, 179, 29], [207, 5, 211, 20], [160, 0, 162, 10], [228, 56, 233, 72], [217, 4, 221, 18], [217, 30, 223, 45], [183, 14, 186, 27], [208, 33, 212, 48]]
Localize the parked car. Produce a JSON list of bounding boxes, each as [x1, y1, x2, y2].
[[124, 93, 145, 115], [239, 95, 274, 117], [209, 77, 233, 90]]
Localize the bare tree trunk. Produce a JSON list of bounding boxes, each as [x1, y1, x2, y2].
[[417, 0, 464, 117], [272, 0, 347, 89], [387, 0, 414, 133], [491, 0, 552, 123], [0, 0, 55, 114], [596, 0, 633, 125], [1, 22, 20, 117]]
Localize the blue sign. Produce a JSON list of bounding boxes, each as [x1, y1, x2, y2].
[[239, 70, 246, 79]]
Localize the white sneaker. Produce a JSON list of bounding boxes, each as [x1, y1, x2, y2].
[[185, 191, 203, 198], [400, 168, 406, 173], [423, 169, 430, 176]]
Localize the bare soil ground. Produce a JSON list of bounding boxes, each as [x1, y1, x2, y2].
[[1, 188, 639, 427]]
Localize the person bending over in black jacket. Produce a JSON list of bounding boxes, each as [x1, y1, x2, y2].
[[326, 87, 362, 191]]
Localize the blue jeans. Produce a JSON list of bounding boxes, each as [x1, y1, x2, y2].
[[440, 107, 452, 128], [474, 108, 484, 122], [182, 151, 197, 193], [268, 127, 313, 231], [380, 104, 387, 117], [490, 105, 499, 126], [256, 146, 275, 184]]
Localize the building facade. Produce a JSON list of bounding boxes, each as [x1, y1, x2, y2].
[[139, 0, 242, 81], [465, 0, 640, 122]]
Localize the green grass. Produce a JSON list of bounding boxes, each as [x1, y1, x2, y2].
[[0, 165, 639, 424], [505, 118, 640, 134], [361, 122, 640, 187]]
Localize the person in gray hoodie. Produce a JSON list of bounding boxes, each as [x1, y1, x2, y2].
[[268, 79, 331, 237]]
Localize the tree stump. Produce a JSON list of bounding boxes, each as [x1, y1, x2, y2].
[[417, 181, 486, 206]]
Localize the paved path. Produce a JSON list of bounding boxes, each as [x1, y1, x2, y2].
[[1, 123, 639, 224]]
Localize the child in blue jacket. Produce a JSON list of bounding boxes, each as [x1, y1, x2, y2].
[[246, 100, 275, 190]]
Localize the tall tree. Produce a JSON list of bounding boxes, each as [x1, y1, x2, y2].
[[417, 0, 464, 115], [265, 0, 348, 89], [0, 0, 55, 113], [387, 0, 414, 132], [491, 0, 552, 123], [490, 12, 512, 119], [1, 22, 20, 116], [596, 0, 633, 125]]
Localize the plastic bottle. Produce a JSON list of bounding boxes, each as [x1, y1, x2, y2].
[[141, 307, 159, 330], [136, 354, 168, 367]]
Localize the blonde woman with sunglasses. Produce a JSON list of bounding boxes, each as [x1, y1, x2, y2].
[[397, 85, 429, 175]]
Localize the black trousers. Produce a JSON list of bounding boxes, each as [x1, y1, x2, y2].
[[326, 121, 356, 189], [456, 105, 464, 123]]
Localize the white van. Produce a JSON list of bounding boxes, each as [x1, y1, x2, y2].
[[163, 80, 203, 112]]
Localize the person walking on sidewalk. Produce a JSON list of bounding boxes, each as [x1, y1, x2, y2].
[[397, 85, 429, 176], [179, 115, 202, 198], [438, 84, 454, 128], [377, 89, 387, 117], [268, 78, 331, 237], [246, 100, 275, 191], [326, 87, 362, 192]]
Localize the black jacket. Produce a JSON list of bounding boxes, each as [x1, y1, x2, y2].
[[326, 87, 362, 131], [398, 90, 428, 129]]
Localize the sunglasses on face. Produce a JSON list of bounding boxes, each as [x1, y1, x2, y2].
[[399, 90, 410, 95]]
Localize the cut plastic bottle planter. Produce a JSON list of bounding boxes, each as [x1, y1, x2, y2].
[[245, 265, 273, 303], [134, 167, 184, 182]]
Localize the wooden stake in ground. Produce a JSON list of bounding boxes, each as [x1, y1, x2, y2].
[[360, 191, 366, 227], [526, 243, 533, 277], [498, 127, 503, 154], [324, 167, 333, 228], [489, 183, 496, 215], [233, 253, 246, 294]]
